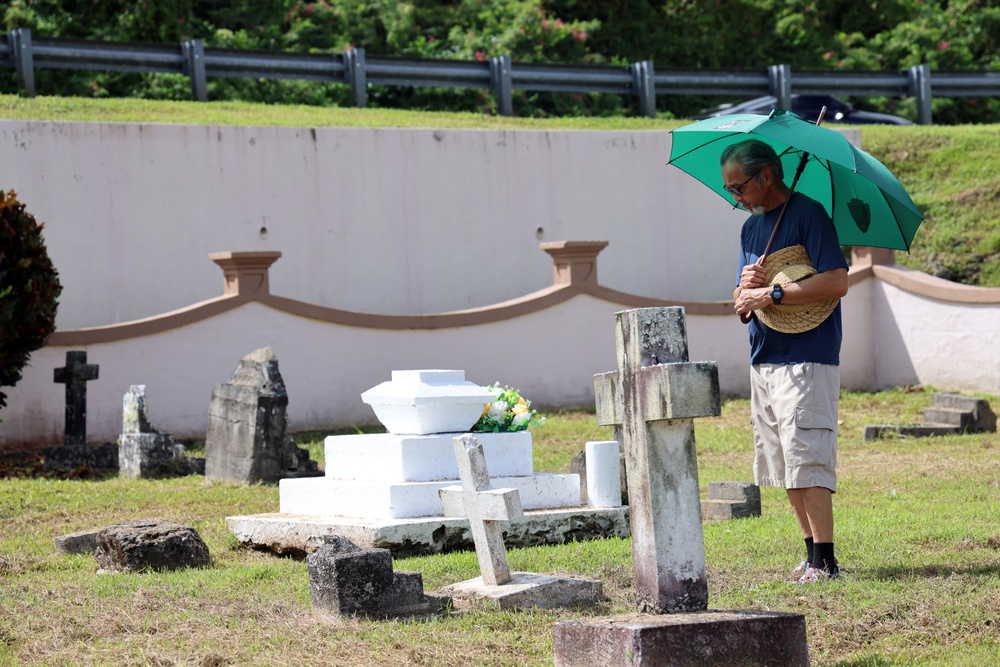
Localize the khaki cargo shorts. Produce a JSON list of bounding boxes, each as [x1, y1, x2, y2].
[[750, 362, 839, 492]]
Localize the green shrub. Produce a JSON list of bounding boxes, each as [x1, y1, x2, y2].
[[0, 190, 62, 412]]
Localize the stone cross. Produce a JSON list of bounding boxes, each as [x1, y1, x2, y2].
[[53, 350, 99, 447], [439, 434, 524, 586], [594, 307, 720, 613]]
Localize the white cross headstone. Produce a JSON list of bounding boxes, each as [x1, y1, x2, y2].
[[594, 307, 720, 613], [439, 434, 524, 586]]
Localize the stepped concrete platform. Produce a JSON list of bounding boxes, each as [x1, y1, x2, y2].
[[227, 506, 630, 558]]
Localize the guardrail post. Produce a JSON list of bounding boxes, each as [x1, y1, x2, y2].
[[181, 39, 208, 102], [768, 63, 792, 110], [344, 47, 367, 108], [909, 63, 933, 125], [630, 60, 656, 118], [490, 55, 513, 116], [8, 28, 36, 97]]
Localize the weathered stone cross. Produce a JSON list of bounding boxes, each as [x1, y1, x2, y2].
[[439, 434, 524, 586], [594, 307, 720, 613], [53, 350, 100, 447]]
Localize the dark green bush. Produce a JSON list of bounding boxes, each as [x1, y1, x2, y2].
[[0, 191, 62, 412]]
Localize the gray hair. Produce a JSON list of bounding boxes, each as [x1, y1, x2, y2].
[[719, 139, 784, 182]]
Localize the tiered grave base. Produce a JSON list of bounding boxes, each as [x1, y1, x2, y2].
[[227, 430, 630, 556]]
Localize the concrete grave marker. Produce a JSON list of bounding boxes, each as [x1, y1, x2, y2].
[[554, 307, 808, 667], [439, 434, 603, 610], [439, 434, 524, 585], [593, 307, 720, 613], [53, 350, 99, 446], [307, 536, 450, 620]]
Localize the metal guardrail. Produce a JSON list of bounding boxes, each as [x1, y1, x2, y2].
[[3, 28, 1000, 124]]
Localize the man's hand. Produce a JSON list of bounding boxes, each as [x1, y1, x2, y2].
[[739, 263, 766, 290], [735, 285, 770, 316]]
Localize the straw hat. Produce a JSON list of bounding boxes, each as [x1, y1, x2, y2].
[[756, 244, 840, 334]]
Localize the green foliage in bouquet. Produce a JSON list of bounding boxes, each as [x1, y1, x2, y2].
[[0, 190, 62, 412], [472, 383, 545, 433]]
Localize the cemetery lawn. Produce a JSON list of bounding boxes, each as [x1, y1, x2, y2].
[[1, 388, 998, 666]]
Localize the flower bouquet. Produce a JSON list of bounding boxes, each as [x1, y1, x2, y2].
[[472, 383, 545, 433]]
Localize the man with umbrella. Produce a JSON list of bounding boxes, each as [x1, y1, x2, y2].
[[725, 138, 848, 583], [669, 108, 923, 584]]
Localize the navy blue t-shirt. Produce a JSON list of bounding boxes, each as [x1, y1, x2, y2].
[[736, 192, 849, 366]]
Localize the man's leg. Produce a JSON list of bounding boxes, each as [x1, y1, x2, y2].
[[787, 487, 833, 542]]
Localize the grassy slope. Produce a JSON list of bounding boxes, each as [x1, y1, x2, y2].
[[2, 94, 999, 286]]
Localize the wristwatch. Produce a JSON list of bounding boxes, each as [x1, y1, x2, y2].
[[770, 284, 784, 305]]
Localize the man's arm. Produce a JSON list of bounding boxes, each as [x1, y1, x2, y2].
[[734, 268, 848, 316]]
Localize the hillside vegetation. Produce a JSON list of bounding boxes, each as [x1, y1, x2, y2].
[[1, 94, 998, 286], [3, 0, 998, 122]]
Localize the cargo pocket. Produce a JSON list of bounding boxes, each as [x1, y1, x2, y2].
[[786, 405, 836, 467]]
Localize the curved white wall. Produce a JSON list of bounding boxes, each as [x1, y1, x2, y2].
[[0, 120, 766, 330]]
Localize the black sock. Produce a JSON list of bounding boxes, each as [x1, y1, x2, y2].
[[813, 542, 837, 571], [804, 537, 814, 566]]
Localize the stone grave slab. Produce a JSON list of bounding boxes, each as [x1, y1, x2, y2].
[[554, 611, 808, 667], [94, 519, 210, 573], [204, 347, 319, 484], [227, 506, 630, 558]]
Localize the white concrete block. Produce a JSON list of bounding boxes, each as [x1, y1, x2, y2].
[[323, 430, 533, 482], [585, 440, 622, 508], [360, 369, 494, 435], [279, 473, 581, 520]]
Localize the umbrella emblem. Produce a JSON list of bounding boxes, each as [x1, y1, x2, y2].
[[848, 198, 871, 234]]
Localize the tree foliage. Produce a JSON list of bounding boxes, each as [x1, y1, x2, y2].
[[2, 0, 998, 121], [0, 191, 61, 413]]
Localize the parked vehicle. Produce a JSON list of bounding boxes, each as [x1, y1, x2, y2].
[[693, 94, 914, 125]]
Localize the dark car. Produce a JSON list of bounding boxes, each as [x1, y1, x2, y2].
[[693, 94, 913, 125]]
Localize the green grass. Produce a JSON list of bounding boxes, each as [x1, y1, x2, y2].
[[2, 94, 999, 286], [2, 389, 998, 666]]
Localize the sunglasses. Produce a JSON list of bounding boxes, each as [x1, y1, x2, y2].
[[724, 167, 764, 197]]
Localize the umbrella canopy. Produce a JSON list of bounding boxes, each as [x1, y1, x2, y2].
[[667, 109, 923, 251]]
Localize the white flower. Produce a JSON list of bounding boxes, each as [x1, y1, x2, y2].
[[512, 411, 532, 428], [487, 401, 508, 421]]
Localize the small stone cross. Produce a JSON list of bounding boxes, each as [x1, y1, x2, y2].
[[53, 350, 99, 447], [439, 434, 524, 586], [594, 307, 720, 613]]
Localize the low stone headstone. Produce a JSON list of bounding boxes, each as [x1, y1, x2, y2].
[[306, 536, 449, 620], [94, 519, 211, 572], [701, 481, 761, 521], [55, 528, 102, 555], [53, 350, 99, 447], [553, 307, 808, 666], [438, 434, 603, 610], [204, 347, 319, 484], [119, 385, 202, 478]]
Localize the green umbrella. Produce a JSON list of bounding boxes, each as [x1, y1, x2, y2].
[[667, 109, 923, 251]]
